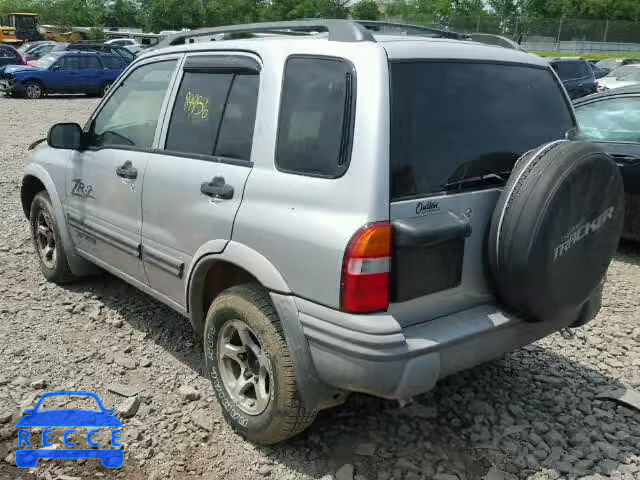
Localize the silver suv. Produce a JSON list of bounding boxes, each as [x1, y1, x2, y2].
[[21, 20, 625, 444]]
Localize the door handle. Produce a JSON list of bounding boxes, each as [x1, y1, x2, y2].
[[115, 160, 137, 179], [201, 176, 234, 200]]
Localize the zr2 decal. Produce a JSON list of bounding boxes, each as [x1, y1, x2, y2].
[[71, 178, 95, 200]]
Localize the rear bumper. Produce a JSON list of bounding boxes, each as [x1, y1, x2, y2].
[[295, 290, 601, 400]]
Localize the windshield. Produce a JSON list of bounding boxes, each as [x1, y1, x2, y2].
[[390, 61, 574, 199], [34, 54, 60, 69], [605, 66, 640, 81], [596, 59, 622, 70]]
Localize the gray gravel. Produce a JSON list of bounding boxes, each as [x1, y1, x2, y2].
[[0, 95, 639, 480]]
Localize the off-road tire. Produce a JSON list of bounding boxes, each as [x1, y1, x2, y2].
[[204, 284, 316, 444], [29, 191, 75, 284]]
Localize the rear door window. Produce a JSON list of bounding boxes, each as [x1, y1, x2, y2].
[[164, 68, 259, 162], [275, 56, 355, 177], [79, 56, 101, 69], [390, 61, 574, 199]]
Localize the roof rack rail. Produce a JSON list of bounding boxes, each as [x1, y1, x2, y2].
[[354, 20, 469, 40], [152, 20, 375, 50], [468, 32, 523, 50]]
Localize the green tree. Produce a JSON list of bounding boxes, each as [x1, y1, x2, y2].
[[106, 0, 140, 27], [351, 0, 381, 20]]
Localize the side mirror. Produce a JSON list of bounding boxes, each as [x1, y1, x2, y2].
[[50, 64, 60, 71], [47, 123, 83, 150]]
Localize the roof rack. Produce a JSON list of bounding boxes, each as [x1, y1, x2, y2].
[[468, 33, 523, 50], [152, 19, 375, 50], [354, 20, 469, 40]]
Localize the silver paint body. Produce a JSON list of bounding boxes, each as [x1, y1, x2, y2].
[[23, 33, 588, 403]]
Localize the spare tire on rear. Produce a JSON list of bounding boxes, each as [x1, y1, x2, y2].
[[488, 140, 624, 322]]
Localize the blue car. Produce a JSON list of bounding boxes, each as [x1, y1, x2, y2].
[[15, 391, 124, 468], [0, 50, 125, 99]]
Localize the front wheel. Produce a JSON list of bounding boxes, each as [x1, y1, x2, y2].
[[29, 192, 76, 283], [204, 284, 316, 444], [24, 81, 44, 99]]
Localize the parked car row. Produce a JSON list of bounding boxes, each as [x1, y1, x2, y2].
[[18, 40, 140, 65], [0, 50, 125, 98]]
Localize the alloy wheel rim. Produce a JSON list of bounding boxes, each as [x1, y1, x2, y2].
[[217, 319, 272, 415], [35, 210, 56, 269], [26, 84, 41, 99]]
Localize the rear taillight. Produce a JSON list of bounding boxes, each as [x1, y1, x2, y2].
[[341, 223, 392, 314]]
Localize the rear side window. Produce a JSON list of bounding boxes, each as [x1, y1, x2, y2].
[[390, 61, 574, 199], [553, 61, 590, 80], [165, 70, 259, 161], [276, 57, 355, 177], [100, 55, 123, 69]]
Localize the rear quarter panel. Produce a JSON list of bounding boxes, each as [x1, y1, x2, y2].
[[232, 42, 391, 309]]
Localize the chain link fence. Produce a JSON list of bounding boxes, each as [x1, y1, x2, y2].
[[384, 13, 640, 53]]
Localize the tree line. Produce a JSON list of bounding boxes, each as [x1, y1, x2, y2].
[[0, 0, 382, 32], [1, 0, 639, 34]]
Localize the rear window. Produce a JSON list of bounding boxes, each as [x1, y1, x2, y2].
[[390, 61, 574, 200], [552, 60, 590, 80]]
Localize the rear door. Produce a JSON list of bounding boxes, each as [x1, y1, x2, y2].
[[387, 60, 575, 326], [140, 53, 259, 305]]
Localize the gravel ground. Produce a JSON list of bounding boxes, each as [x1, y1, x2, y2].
[[0, 95, 639, 480]]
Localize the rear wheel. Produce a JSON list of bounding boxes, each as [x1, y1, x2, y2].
[[99, 81, 113, 97], [24, 81, 44, 99], [204, 284, 316, 444]]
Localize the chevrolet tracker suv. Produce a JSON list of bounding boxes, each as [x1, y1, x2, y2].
[[21, 20, 624, 444]]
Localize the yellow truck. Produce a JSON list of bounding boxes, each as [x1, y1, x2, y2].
[[1, 13, 43, 42], [0, 25, 21, 45]]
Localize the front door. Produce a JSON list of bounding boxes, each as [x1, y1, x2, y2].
[[64, 57, 180, 284], [141, 53, 260, 305], [48, 55, 82, 92]]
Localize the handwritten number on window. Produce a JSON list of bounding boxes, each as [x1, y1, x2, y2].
[[184, 90, 209, 120]]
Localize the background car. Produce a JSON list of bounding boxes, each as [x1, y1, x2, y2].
[[594, 58, 640, 76], [63, 42, 137, 65], [573, 85, 640, 240], [0, 50, 126, 98], [22, 42, 58, 62], [0, 43, 26, 69], [588, 59, 608, 78], [548, 57, 597, 99], [597, 64, 640, 91], [105, 38, 140, 47]]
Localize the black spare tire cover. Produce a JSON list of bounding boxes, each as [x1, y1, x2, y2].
[[488, 140, 624, 321]]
